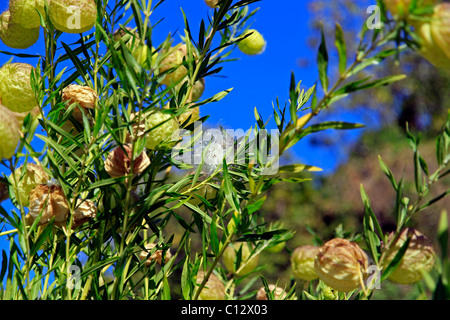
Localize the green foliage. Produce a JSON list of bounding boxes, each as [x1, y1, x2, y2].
[[0, 0, 448, 301]]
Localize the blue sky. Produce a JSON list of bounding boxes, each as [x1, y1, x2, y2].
[[0, 0, 370, 173], [0, 0, 375, 282]]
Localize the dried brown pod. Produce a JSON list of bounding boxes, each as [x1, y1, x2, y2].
[[256, 285, 288, 300], [104, 144, 150, 178], [139, 243, 172, 266], [72, 199, 97, 229], [27, 183, 69, 226], [314, 238, 369, 292], [62, 84, 98, 122]]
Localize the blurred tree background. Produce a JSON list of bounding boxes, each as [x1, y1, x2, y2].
[[251, 0, 450, 299]]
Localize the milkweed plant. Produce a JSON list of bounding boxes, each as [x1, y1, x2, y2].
[[0, 0, 448, 300]]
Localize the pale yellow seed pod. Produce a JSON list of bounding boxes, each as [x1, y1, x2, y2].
[[9, 164, 49, 207], [204, 0, 219, 9], [12, 106, 41, 128], [291, 245, 320, 281], [196, 271, 226, 300], [384, 0, 438, 19], [0, 10, 39, 49], [382, 228, 435, 285], [143, 108, 180, 150], [238, 29, 266, 55], [0, 103, 20, 160], [27, 184, 70, 226], [9, 0, 46, 29], [49, 0, 97, 34], [429, 3, 450, 61], [113, 28, 155, 69], [222, 242, 259, 276], [256, 285, 288, 300], [314, 238, 368, 293], [414, 21, 450, 68], [0, 63, 38, 113], [159, 44, 189, 86], [139, 243, 172, 266]]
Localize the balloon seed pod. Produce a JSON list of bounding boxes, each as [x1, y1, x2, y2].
[[428, 3, 450, 63], [382, 228, 436, 285], [113, 27, 155, 69], [238, 29, 266, 55], [195, 270, 226, 300], [0, 63, 38, 113], [0, 10, 40, 49], [9, 0, 46, 29], [27, 183, 70, 226], [291, 245, 320, 281], [49, 0, 97, 34], [171, 77, 206, 102], [104, 144, 150, 179], [9, 163, 49, 207], [142, 108, 180, 150], [178, 106, 200, 127], [314, 238, 369, 293], [163, 103, 200, 128], [222, 242, 259, 276], [62, 84, 98, 122], [0, 103, 20, 160], [204, 0, 219, 8], [72, 199, 97, 229], [139, 243, 172, 266], [256, 285, 288, 300], [384, 0, 438, 19], [159, 44, 190, 86]]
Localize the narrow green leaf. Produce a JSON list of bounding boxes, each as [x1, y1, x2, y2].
[[335, 22, 347, 75], [317, 27, 329, 92], [381, 235, 411, 281]]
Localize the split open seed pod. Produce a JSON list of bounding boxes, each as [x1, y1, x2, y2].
[[139, 243, 172, 266], [27, 183, 69, 226], [104, 144, 150, 179], [72, 199, 97, 229], [62, 84, 98, 122]]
